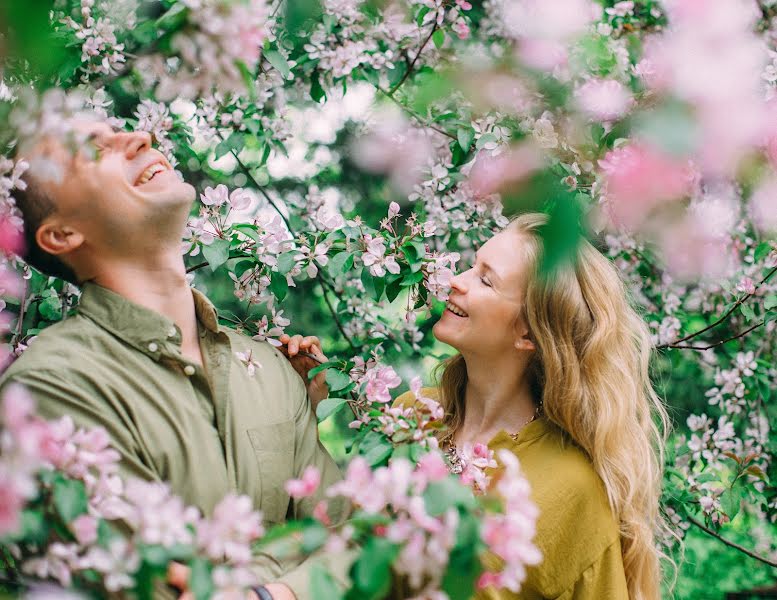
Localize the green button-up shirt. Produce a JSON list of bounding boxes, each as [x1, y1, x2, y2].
[[0, 282, 350, 597]]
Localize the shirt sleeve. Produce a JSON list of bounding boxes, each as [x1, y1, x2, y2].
[[1, 368, 158, 484], [557, 540, 629, 600]]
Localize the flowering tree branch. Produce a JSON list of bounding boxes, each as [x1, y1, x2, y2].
[[686, 515, 777, 568], [657, 265, 777, 349], [665, 321, 766, 351], [388, 23, 439, 96]]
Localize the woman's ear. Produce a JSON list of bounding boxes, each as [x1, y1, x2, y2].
[[515, 335, 536, 352], [36, 221, 85, 256]]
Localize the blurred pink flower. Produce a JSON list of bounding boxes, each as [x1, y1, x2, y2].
[[71, 514, 99, 546], [0, 477, 24, 535], [285, 465, 321, 499], [575, 79, 634, 122], [749, 176, 777, 233], [197, 494, 264, 564], [468, 145, 544, 198], [599, 143, 694, 229]]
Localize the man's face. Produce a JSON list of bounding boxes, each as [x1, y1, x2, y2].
[[28, 117, 195, 256]]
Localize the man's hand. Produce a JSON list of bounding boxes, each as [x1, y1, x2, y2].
[[278, 334, 329, 409], [168, 562, 296, 599]]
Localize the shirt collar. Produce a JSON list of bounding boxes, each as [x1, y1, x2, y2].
[[77, 282, 220, 356]]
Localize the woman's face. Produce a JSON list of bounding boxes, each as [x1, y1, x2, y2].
[[433, 229, 535, 357]]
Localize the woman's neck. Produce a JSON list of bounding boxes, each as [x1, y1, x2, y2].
[[455, 352, 537, 446]]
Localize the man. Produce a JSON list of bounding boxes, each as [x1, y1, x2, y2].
[[0, 117, 347, 599]]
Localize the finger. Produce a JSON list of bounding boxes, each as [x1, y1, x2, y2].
[[279, 334, 290, 345], [167, 562, 190, 590], [301, 336, 321, 349]]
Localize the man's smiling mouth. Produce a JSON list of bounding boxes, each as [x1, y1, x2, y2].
[[135, 162, 169, 186]]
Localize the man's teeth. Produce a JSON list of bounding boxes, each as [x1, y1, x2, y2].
[[137, 163, 166, 185], [446, 301, 468, 317]]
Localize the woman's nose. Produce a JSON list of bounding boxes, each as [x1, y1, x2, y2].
[[449, 271, 468, 293]]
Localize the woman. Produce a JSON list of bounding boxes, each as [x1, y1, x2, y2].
[[285, 212, 671, 599]]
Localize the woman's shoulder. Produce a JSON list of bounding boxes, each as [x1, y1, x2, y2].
[[508, 421, 622, 595]]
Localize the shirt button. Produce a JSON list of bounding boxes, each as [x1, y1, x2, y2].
[[168, 327, 177, 338], [183, 365, 196, 376], [148, 342, 159, 353]]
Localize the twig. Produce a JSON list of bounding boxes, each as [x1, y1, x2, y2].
[[657, 265, 777, 349], [665, 321, 765, 351], [388, 24, 438, 96], [376, 87, 457, 141], [319, 279, 358, 352], [686, 515, 777, 569]]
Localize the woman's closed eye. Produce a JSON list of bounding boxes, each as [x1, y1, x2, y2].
[[480, 275, 492, 287]]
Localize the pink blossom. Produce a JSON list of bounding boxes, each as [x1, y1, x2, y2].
[[749, 176, 777, 233], [416, 452, 449, 482], [0, 477, 24, 535], [362, 365, 402, 403], [575, 79, 634, 122], [735, 277, 756, 295], [197, 494, 264, 565], [285, 465, 321, 499], [468, 145, 544, 198], [599, 143, 694, 230], [71, 514, 98, 546]]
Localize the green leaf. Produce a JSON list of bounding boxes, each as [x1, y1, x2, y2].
[[423, 478, 476, 516], [350, 537, 399, 600], [310, 73, 327, 103], [189, 558, 214, 600], [457, 127, 475, 151], [316, 396, 349, 421], [276, 251, 298, 275], [265, 49, 292, 79], [156, 3, 189, 30], [325, 368, 352, 392], [475, 133, 496, 150], [329, 251, 354, 276], [416, 6, 431, 26], [202, 238, 231, 272], [442, 513, 483, 600], [17, 509, 48, 544], [362, 439, 393, 466], [432, 29, 445, 49], [53, 477, 88, 522], [740, 303, 756, 323], [270, 271, 289, 301], [754, 241, 772, 262], [312, 562, 344, 600], [214, 133, 245, 160], [764, 295, 777, 311], [301, 522, 330, 553], [38, 293, 62, 321]]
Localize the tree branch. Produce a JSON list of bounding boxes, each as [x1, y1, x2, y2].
[[388, 24, 438, 96], [657, 265, 777, 349], [376, 87, 457, 141], [665, 321, 765, 351], [686, 515, 777, 569]]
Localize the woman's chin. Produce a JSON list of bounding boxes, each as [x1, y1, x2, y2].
[[432, 321, 459, 348]]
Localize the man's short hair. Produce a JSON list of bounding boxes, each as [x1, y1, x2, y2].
[[13, 172, 79, 285]]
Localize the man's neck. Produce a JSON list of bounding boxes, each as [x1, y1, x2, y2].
[[89, 252, 204, 365]]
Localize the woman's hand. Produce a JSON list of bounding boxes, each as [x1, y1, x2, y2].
[[168, 562, 295, 599], [278, 334, 329, 409]]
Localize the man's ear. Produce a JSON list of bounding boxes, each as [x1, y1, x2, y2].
[[36, 221, 85, 256]]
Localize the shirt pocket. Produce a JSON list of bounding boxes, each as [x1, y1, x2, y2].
[[247, 420, 295, 524]]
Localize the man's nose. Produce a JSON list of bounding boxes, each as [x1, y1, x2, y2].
[[113, 130, 152, 159]]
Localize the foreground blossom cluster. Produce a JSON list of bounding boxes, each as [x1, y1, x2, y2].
[[0, 387, 265, 594], [2, 383, 541, 597]]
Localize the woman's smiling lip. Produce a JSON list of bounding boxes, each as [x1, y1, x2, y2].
[[445, 300, 469, 317]]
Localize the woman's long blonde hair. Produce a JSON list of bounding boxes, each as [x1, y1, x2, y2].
[[438, 212, 671, 600]]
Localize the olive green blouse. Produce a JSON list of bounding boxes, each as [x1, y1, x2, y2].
[[397, 388, 629, 600]]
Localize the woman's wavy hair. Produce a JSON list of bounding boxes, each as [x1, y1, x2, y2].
[[437, 212, 673, 600]]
